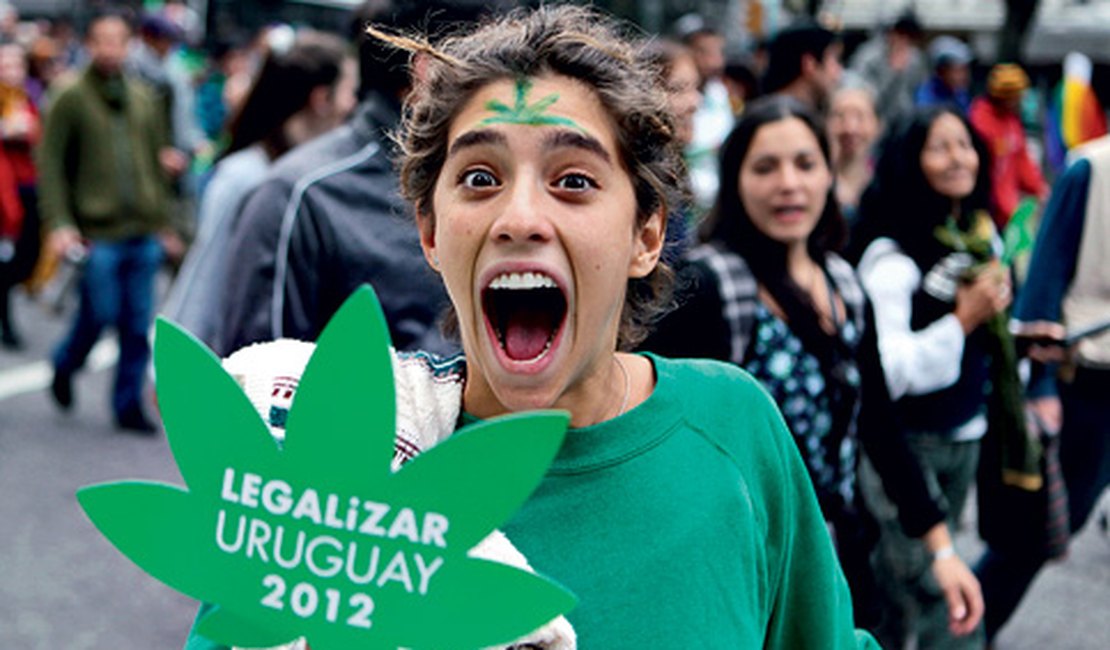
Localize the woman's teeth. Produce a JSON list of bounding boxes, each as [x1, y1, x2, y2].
[[488, 271, 558, 290]]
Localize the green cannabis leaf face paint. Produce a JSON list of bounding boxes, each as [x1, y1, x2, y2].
[[480, 77, 584, 131], [78, 286, 575, 649]]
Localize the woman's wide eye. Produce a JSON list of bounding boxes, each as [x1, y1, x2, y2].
[[797, 156, 819, 172], [554, 173, 597, 191], [460, 169, 499, 188]]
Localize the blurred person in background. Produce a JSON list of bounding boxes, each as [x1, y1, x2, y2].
[[214, 0, 494, 358], [51, 16, 85, 71], [978, 134, 1110, 645], [39, 7, 178, 433], [0, 2, 17, 44], [642, 38, 700, 262], [128, 11, 203, 261], [26, 35, 63, 107], [674, 13, 734, 214], [0, 125, 22, 350], [193, 36, 253, 149], [828, 73, 881, 225], [0, 41, 40, 349], [762, 19, 843, 115], [161, 29, 355, 349], [969, 63, 1048, 228], [721, 56, 759, 117], [852, 106, 1014, 650], [849, 10, 929, 125], [915, 36, 973, 115], [128, 12, 203, 167], [644, 96, 983, 638], [162, 0, 202, 46]]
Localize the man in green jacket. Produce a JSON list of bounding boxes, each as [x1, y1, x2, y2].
[[40, 7, 178, 432]]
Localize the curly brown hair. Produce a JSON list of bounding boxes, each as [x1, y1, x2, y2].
[[369, 4, 688, 349]]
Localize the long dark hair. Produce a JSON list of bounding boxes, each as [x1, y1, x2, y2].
[[704, 95, 847, 366], [848, 104, 992, 266], [224, 30, 349, 159]]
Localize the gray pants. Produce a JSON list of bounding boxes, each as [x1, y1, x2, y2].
[[859, 432, 985, 650]]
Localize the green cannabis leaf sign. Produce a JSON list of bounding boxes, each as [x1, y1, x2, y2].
[[77, 287, 575, 649]]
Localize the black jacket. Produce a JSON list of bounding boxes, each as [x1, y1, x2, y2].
[[216, 93, 454, 357]]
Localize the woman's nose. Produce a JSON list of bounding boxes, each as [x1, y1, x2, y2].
[[490, 178, 555, 244], [778, 164, 802, 190]]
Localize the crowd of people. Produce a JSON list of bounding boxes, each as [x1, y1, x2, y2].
[[0, 1, 1106, 649]]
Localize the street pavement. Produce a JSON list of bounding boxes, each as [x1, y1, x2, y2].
[[1, 288, 1108, 649]]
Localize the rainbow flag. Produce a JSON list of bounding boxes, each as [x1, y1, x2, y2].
[[1046, 52, 1107, 171]]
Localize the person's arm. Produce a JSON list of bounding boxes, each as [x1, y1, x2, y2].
[[1013, 157, 1090, 403], [856, 299, 945, 536], [855, 298, 984, 635], [163, 159, 263, 347], [215, 177, 294, 356], [920, 522, 984, 636], [170, 60, 204, 154], [1013, 158, 1088, 327], [35, 87, 78, 235], [857, 240, 966, 399], [0, 149, 22, 239]]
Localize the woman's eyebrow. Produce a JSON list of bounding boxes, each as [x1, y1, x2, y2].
[[544, 130, 611, 165], [447, 129, 508, 159]]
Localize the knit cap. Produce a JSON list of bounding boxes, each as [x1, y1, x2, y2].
[[987, 63, 1029, 100], [929, 36, 972, 69]]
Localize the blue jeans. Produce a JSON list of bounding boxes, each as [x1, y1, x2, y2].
[[53, 235, 163, 417]]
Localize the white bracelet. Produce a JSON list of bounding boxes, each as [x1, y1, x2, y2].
[[932, 545, 956, 561]]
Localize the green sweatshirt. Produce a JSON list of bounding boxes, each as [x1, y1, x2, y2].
[[37, 66, 170, 240], [498, 354, 877, 648]]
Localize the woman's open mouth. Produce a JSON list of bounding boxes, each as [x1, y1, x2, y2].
[[773, 205, 807, 221], [481, 271, 568, 365]]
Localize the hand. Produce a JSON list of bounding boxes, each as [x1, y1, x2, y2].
[[1014, 321, 1068, 362], [954, 266, 1011, 333], [1027, 396, 1063, 435], [159, 147, 189, 177], [1028, 343, 1068, 363], [931, 552, 984, 636], [159, 229, 186, 265], [47, 226, 83, 260]]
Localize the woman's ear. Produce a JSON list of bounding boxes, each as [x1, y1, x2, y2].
[[307, 85, 331, 116], [416, 208, 439, 271], [629, 207, 665, 279]]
